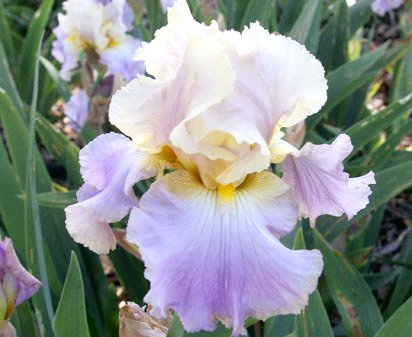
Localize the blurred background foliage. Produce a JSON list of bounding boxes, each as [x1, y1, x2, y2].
[[1, 0, 412, 336]]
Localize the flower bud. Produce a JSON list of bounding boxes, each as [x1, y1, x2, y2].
[[0, 238, 41, 334], [119, 302, 168, 337]]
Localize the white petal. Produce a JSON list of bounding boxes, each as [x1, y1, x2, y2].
[[110, 28, 234, 152], [65, 202, 117, 255], [169, 22, 327, 186], [222, 24, 327, 134]]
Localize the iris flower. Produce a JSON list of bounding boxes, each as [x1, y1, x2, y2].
[[65, 0, 375, 334], [0, 238, 41, 336], [372, 0, 403, 16], [64, 89, 89, 131], [52, 0, 143, 81]]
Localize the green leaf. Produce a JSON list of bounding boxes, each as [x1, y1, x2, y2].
[[167, 315, 185, 337], [36, 113, 82, 189], [364, 119, 412, 170], [390, 45, 412, 103], [0, 42, 25, 121], [37, 191, 77, 209], [384, 231, 412, 318], [345, 95, 412, 155], [293, 229, 333, 337], [24, 32, 55, 334], [109, 246, 149, 304], [313, 230, 383, 337], [363, 206, 385, 247], [338, 42, 409, 129], [144, 0, 163, 36], [360, 161, 412, 218], [17, 0, 54, 102], [183, 318, 257, 337], [0, 135, 26, 254], [346, 206, 385, 253], [0, 90, 52, 192], [53, 252, 91, 337], [278, 0, 305, 34], [363, 272, 397, 291], [289, 0, 322, 54], [10, 302, 39, 337], [232, 1, 249, 31], [80, 122, 98, 144], [40, 56, 71, 102], [317, 0, 349, 72], [391, 150, 412, 167], [372, 41, 409, 72], [0, 3, 14, 63], [166, 311, 258, 337], [375, 296, 412, 337], [346, 247, 374, 269], [0, 89, 70, 298], [240, 0, 275, 30], [349, 0, 373, 37], [77, 250, 119, 337], [217, 0, 233, 28], [308, 45, 387, 129], [264, 315, 294, 337]]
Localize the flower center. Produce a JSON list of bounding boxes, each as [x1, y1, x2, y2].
[[217, 184, 236, 203]]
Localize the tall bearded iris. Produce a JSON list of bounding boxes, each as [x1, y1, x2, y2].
[[52, 0, 143, 81], [65, 0, 375, 334]]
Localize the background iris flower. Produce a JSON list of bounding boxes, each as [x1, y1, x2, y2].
[[52, 0, 143, 81]]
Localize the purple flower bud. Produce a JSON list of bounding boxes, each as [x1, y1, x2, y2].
[[0, 238, 41, 324]]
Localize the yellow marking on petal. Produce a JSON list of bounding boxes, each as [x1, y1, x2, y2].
[[67, 35, 77, 42], [156, 145, 178, 165], [217, 184, 236, 203], [66, 35, 89, 50], [107, 38, 120, 48]]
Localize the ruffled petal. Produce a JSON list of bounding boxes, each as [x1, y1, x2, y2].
[[127, 170, 322, 335], [109, 0, 234, 152], [216, 23, 328, 139], [93, 0, 134, 28], [171, 103, 271, 187], [58, 0, 109, 51], [0, 238, 41, 307], [100, 36, 144, 81], [51, 25, 81, 81], [282, 134, 375, 224], [65, 133, 161, 254], [134, 0, 196, 81], [169, 22, 326, 186]]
